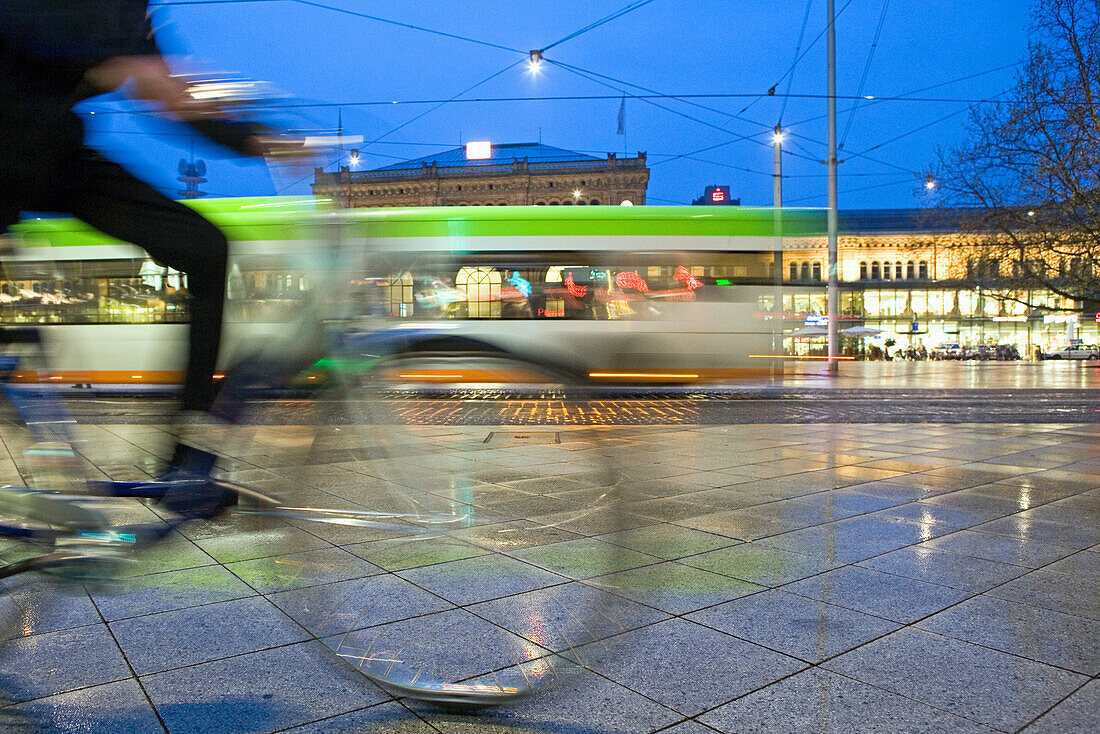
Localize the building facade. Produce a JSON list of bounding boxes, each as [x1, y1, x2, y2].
[[312, 142, 649, 207], [778, 209, 1092, 356]]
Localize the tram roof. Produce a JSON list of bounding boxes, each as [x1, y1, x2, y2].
[[370, 142, 603, 171], [10, 200, 982, 247], [10, 200, 826, 245]]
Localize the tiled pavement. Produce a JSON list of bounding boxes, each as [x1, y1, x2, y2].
[[0, 416, 1097, 733]]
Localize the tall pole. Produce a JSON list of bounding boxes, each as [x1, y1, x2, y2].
[[773, 125, 784, 359], [826, 0, 840, 374]]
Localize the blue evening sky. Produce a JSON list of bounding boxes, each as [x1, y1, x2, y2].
[[83, 0, 1033, 209]]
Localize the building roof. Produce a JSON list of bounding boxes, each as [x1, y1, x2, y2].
[[838, 208, 973, 235], [372, 142, 603, 172]]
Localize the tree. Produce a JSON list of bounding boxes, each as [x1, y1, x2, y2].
[[932, 0, 1100, 305]]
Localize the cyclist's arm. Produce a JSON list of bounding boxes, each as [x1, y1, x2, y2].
[[1, 0, 273, 156]]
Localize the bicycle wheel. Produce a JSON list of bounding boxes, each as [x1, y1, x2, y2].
[[244, 351, 640, 705]]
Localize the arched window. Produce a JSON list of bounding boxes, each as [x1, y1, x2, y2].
[[812, 262, 822, 281], [789, 262, 799, 281], [859, 262, 868, 280], [882, 261, 891, 280], [563, 200, 573, 205], [800, 263, 811, 281], [455, 267, 501, 318], [895, 261, 903, 279], [590, 199, 600, 205], [549, 201, 560, 205], [918, 260, 928, 279], [906, 261, 915, 279], [535, 201, 546, 205], [871, 261, 881, 279]]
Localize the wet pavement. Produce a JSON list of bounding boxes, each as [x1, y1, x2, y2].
[[0, 389, 1096, 732]]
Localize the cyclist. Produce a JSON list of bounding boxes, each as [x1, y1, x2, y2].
[[0, 0, 292, 516]]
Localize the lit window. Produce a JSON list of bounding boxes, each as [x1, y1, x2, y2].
[[455, 267, 501, 318]]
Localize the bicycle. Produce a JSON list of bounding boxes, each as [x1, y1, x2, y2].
[[0, 193, 636, 713]]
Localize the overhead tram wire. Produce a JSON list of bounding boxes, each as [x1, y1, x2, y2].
[[844, 88, 1013, 162], [784, 175, 916, 204], [153, 0, 526, 55], [81, 91, 1028, 116], [786, 62, 1021, 128], [839, 0, 890, 150], [737, 0, 858, 119], [274, 58, 527, 194], [525, 55, 929, 177], [777, 0, 815, 125], [540, 59, 822, 168], [540, 0, 662, 53]]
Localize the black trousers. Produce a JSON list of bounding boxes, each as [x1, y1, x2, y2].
[[1, 149, 228, 412]]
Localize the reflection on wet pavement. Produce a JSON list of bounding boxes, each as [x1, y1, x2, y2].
[[0, 412, 1096, 732]]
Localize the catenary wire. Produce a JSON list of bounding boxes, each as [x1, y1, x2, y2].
[[541, 0, 661, 52], [778, 0, 815, 124], [839, 0, 890, 149], [152, 0, 526, 55]]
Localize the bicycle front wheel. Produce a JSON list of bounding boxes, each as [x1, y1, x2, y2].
[[273, 351, 640, 705]]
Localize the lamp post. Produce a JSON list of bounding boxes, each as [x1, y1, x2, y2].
[[773, 125, 784, 357], [826, 0, 840, 374]]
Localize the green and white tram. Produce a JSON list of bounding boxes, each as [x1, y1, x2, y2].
[[5, 200, 823, 386]]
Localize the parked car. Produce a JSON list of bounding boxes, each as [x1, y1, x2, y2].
[[963, 344, 998, 360], [1040, 344, 1100, 360], [930, 343, 963, 360]]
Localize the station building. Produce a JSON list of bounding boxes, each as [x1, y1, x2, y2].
[[780, 208, 1092, 356], [311, 142, 649, 207]]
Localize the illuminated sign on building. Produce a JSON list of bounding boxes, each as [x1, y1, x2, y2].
[[692, 186, 740, 206], [465, 141, 491, 160], [805, 314, 828, 326]]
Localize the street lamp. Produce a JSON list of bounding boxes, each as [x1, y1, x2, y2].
[[573, 189, 582, 201], [528, 50, 543, 74]]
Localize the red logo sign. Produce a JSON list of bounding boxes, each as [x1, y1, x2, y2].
[[711, 189, 725, 202]]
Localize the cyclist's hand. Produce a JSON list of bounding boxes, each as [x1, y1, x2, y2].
[[85, 56, 219, 118]]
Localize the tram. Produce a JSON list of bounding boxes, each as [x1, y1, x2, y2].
[[4, 200, 823, 386]]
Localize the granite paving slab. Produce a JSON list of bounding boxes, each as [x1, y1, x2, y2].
[[700, 668, 994, 734], [823, 628, 1087, 732]]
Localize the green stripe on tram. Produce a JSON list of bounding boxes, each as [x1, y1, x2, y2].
[[10, 197, 826, 246]]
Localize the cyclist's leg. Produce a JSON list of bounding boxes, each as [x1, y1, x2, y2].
[[57, 150, 234, 514], [59, 149, 227, 413]]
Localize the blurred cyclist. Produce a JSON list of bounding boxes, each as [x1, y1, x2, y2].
[[0, 1, 294, 515]]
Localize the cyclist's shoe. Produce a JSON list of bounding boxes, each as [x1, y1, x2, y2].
[[154, 444, 237, 519]]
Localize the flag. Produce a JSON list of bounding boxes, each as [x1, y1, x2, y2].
[[616, 95, 625, 135]]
